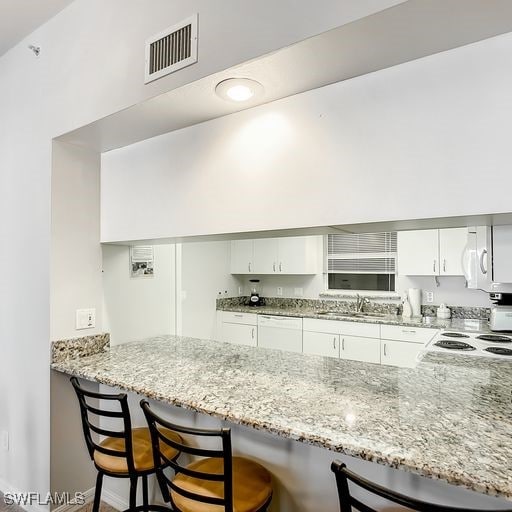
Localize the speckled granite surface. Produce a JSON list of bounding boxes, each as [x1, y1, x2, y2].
[[218, 302, 491, 333], [51, 333, 110, 363], [52, 335, 512, 499]]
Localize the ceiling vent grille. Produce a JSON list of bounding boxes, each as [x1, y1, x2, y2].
[[145, 14, 198, 84]]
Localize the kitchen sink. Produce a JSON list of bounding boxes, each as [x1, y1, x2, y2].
[[317, 311, 389, 319]]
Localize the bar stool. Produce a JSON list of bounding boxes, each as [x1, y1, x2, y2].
[[140, 399, 273, 512], [331, 460, 512, 512], [70, 377, 182, 512]]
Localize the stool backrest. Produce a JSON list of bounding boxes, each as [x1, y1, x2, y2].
[[141, 399, 234, 512], [331, 461, 512, 512], [70, 377, 136, 474]]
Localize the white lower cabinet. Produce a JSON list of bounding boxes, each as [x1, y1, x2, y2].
[[381, 339, 424, 368], [303, 331, 340, 358], [220, 311, 257, 347], [222, 322, 257, 347], [340, 335, 381, 364]]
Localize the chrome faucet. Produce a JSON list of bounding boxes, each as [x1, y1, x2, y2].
[[355, 294, 370, 313]]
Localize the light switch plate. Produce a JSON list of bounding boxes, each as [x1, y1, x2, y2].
[[425, 291, 434, 303], [76, 308, 96, 330], [276, 287, 283, 296]]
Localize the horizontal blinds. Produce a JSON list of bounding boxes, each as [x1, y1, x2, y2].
[[327, 232, 397, 274]]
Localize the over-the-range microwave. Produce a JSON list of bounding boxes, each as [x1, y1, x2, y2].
[[462, 225, 512, 293]]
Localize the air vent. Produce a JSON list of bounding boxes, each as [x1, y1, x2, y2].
[[145, 14, 198, 84]]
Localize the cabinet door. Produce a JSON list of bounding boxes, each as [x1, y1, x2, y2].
[[439, 228, 467, 276], [397, 229, 439, 276], [221, 322, 257, 347], [381, 340, 423, 368], [230, 240, 254, 274], [253, 238, 278, 274], [277, 236, 320, 274], [340, 335, 380, 364], [303, 331, 340, 358]]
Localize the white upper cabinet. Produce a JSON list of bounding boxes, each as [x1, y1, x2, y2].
[[397, 229, 439, 276], [277, 236, 319, 274], [439, 228, 467, 276], [253, 238, 279, 274], [230, 240, 254, 274], [231, 236, 321, 275], [398, 228, 466, 276]]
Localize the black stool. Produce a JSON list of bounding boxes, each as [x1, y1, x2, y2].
[[71, 377, 182, 512], [140, 399, 273, 512], [331, 460, 512, 512]]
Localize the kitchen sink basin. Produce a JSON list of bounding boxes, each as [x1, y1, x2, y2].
[[317, 311, 389, 319]]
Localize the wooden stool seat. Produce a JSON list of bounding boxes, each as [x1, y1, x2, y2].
[[171, 456, 273, 512], [94, 427, 182, 474]]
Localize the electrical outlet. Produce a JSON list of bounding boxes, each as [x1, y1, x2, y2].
[[276, 287, 283, 296], [294, 287, 304, 297], [1, 431, 9, 451], [425, 291, 434, 303], [75, 308, 96, 330], [238, 286, 242, 296]]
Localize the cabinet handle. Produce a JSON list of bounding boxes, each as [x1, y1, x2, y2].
[[433, 260, 436, 273], [383, 343, 387, 356], [342, 338, 345, 351], [279, 262, 283, 272], [480, 249, 488, 275], [443, 259, 446, 273], [273, 262, 276, 272], [251, 328, 255, 339], [333, 336, 336, 349], [402, 329, 416, 333], [248, 262, 252, 272], [234, 314, 243, 317]]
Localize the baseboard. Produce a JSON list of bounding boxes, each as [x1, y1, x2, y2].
[[52, 488, 95, 512], [0, 477, 48, 512], [101, 489, 128, 512]]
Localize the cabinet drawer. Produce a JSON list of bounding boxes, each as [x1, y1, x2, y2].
[[380, 324, 437, 344], [221, 311, 257, 326], [303, 318, 380, 338]]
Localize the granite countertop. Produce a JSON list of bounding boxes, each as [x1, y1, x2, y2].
[[218, 305, 492, 333], [52, 335, 512, 499]]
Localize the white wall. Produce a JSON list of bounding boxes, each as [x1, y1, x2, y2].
[[180, 241, 238, 339], [1, 0, 374, 498], [102, 32, 512, 243], [51, 141, 103, 341], [102, 244, 176, 345]]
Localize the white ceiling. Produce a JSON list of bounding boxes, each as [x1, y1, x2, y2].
[[0, 0, 74, 57], [59, 0, 512, 153]]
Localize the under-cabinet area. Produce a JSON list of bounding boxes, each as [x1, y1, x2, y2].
[[217, 310, 437, 367]]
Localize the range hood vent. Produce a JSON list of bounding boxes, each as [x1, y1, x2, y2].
[[145, 14, 198, 84]]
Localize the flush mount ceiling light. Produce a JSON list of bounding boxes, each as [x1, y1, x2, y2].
[[215, 78, 263, 102]]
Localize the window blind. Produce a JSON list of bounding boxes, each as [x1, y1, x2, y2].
[[327, 232, 397, 274]]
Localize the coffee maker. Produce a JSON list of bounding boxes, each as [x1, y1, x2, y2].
[[248, 279, 264, 307], [490, 292, 512, 332]]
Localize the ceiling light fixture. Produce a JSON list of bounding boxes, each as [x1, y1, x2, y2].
[[215, 78, 263, 102]]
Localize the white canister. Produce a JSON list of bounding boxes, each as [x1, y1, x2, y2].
[[408, 288, 422, 317], [437, 304, 452, 319]]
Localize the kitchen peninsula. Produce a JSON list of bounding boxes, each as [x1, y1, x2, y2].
[[51, 335, 512, 504]]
